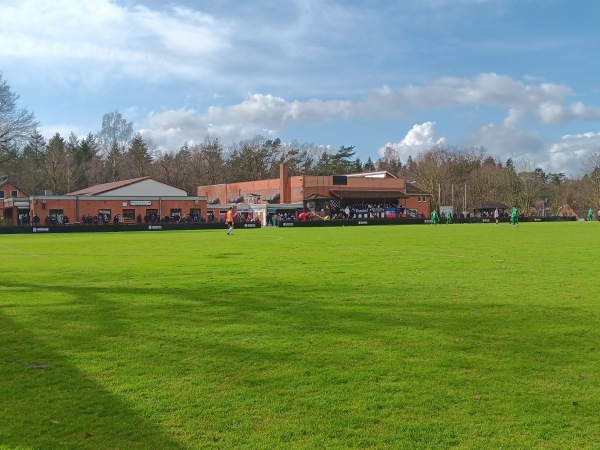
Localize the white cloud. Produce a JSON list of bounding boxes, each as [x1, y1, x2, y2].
[[140, 94, 356, 149], [392, 73, 572, 111], [537, 101, 600, 125], [137, 70, 600, 159], [0, 0, 229, 85], [503, 108, 524, 127], [139, 106, 282, 149], [132, 5, 226, 56], [377, 122, 446, 162], [547, 131, 600, 176], [470, 122, 544, 167], [139, 109, 208, 148]]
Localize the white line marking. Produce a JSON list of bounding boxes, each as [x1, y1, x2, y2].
[[0, 245, 38, 257]]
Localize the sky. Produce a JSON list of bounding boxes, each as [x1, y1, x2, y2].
[[2, 0, 600, 176]]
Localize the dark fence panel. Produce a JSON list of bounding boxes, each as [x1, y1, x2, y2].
[[277, 217, 577, 228], [0, 221, 261, 234]]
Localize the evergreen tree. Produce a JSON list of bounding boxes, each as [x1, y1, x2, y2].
[[364, 156, 376, 171]]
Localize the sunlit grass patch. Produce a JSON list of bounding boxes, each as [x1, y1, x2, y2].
[[1, 222, 599, 449]]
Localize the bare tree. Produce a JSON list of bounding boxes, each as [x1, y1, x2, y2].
[[512, 157, 545, 214], [0, 73, 38, 170], [467, 160, 510, 206], [576, 150, 600, 215], [155, 148, 191, 191], [225, 136, 282, 182], [192, 136, 227, 186], [377, 146, 403, 176], [96, 110, 133, 181], [411, 146, 452, 212]]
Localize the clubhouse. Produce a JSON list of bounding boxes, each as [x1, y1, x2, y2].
[[198, 163, 432, 224], [1, 177, 208, 226], [2, 165, 431, 227]]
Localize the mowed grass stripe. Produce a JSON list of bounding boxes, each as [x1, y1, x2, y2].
[[1, 222, 599, 449]]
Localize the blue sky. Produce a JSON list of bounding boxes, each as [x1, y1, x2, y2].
[[2, 0, 600, 176]]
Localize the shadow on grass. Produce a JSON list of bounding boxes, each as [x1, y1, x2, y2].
[[0, 309, 186, 450], [3, 278, 599, 449]]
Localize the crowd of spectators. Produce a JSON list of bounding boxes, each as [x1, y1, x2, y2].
[[13, 202, 431, 228], [143, 213, 210, 223], [15, 211, 214, 226], [80, 214, 107, 225], [48, 214, 66, 225], [262, 202, 432, 225]]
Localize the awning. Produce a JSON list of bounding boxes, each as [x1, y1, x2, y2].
[[264, 193, 280, 202], [329, 190, 408, 199], [304, 193, 332, 201], [268, 203, 303, 213], [207, 198, 220, 205], [228, 196, 243, 203]]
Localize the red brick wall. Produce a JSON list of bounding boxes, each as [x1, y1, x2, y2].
[[29, 198, 207, 224], [0, 181, 28, 199]]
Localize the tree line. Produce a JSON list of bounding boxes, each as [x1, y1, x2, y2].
[[2, 73, 600, 216]]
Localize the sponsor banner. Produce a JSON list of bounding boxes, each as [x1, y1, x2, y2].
[[358, 221, 369, 225], [244, 223, 256, 228], [440, 205, 453, 216], [385, 208, 397, 219], [148, 225, 163, 230], [131, 200, 152, 206], [282, 223, 294, 227], [33, 227, 49, 233]]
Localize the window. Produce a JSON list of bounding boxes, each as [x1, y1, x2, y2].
[[144, 209, 159, 223], [332, 175, 348, 185], [11, 190, 18, 198], [49, 209, 64, 224], [0, 190, 4, 198], [418, 196, 427, 203], [122, 209, 135, 221], [170, 208, 182, 219], [98, 209, 111, 220]]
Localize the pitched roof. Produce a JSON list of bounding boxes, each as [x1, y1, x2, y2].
[[67, 177, 152, 196], [405, 183, 430, 195], [304, 193, 333, 200], [0, 179, 29, 196]]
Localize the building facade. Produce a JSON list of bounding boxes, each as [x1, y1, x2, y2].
[[197, 164, 432, 220], [0, 180, 31, 226], [2, 177, 207, 226]]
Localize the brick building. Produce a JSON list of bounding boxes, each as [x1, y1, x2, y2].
[[4, 177, 207, 226], [0, 179, 31, 226], [197, 164, 432, 221]]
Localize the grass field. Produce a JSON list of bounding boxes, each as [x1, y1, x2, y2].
[[1, 222, 599, 449]]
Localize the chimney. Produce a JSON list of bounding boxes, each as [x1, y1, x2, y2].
[[279, 163, 290, 204]]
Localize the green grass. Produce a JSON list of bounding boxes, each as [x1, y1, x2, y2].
[[1, 222, 599, 449]]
